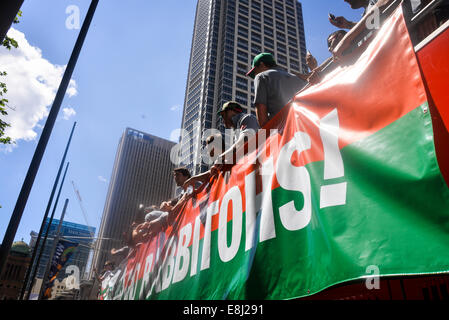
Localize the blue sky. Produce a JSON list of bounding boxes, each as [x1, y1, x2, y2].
[[0, 0, 364, 245]]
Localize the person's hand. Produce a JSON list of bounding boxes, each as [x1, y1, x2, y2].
[[306, 52, 317, 71], [110, 248, 117, 255], [210, 165, 220, 177], [307, 68, 322, 85], [329, 15, 354, 29]]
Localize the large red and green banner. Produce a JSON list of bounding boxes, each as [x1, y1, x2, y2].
[[100, 7, 449, 300]]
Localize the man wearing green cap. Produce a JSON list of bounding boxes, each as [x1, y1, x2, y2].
[[247, 52, 306, 127], [183, 101, 259, 190]]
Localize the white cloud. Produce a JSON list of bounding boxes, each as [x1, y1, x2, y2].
[[98, 176, 108, 183], [62, 107, 76, 120], [0, 28, 78, 151], [170, 105, 180, 111]]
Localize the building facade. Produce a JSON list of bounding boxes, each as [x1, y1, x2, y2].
[[90, 128, 176, 278], [29, 219, 96, 283], [179, 0, 307, 174], [0, 241, 31, 300]]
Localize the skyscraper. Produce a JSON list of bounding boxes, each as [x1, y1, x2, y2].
[[179, 0, 307, 174], [90, 128, 176, 276]]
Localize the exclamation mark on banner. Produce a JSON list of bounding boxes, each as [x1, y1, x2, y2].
[[319, 109, 347, 208]]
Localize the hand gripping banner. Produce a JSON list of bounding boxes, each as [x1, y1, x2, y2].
[[101, 7, 449, 300]]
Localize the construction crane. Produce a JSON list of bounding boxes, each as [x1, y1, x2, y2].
[[71, 180, 95, 239]]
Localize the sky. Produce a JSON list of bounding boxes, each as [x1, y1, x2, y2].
[[0, 0, 364, 246]]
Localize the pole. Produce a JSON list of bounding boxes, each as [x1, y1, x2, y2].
[[24, 162, 70, 300], [20, 122, 76, 300], [38, 198, 69, 300], [0, 0, 99, 278], [0, 0, 23, 43]]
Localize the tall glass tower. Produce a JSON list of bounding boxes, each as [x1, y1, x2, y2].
[[179, 0, 307, 174]]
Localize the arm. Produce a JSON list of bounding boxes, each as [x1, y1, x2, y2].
[[183, 171, 212, 190], [333, 0, 397, 61], [255, 103, 269, 128], [329, 15, 357, 29]]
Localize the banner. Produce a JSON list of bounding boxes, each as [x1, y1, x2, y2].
[[42, 239, 78, 299], [102, 7, 449, 300]]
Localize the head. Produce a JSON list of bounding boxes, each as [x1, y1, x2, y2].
[[135, 204, 148, 224], [173, 167, 191, 187], [344, 0, 369, 9], [104, 261, 115, 271], [246, 53, 277, 79], [327, 30, 347, 52], [217, 101, 244, 129]]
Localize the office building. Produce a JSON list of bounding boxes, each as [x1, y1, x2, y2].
[[90, 128, 176, 277]]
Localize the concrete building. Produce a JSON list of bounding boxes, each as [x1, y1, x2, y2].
[[179, 0, 307, 174], [0, 240, 31, 300], [90, 128, 176, 278]]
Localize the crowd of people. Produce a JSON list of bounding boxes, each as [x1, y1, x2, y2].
[[94, 0, 417, 283]]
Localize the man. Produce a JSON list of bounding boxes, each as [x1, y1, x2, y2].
[[329, 0, 380, 29], [305, 30, 349, 85], [183, 101, 260, 190], [247, 52, 306, 127], [138, 169, 193, 237], [332, 0, 398, 61], [93, 261, 115, 283]]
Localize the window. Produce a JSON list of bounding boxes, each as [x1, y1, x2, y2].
[[251, 32, 262, 43], [289, 47, 299, 59], [276, 21, 285, 31], [276, 31, 285, 42], [290, 60, 300, 71], [264, 37, 274, 49], [263, 5, 272, 16], [236, 76, 248, 91], [288, 36, 297, 47], [252, 11, 261, 20], [237, 63, 247, 75], [252, 21, 262, 33], [252, 1, 261, 11], [264, 15, 273, 26], [237, 49, 248, 63], [252, 43, 262, 53], [239, 5, 249, 16], [264, 26, 273, 37], [278, 54, 287, 66], [275, 10, 284, 21], [237, 37, 248, 50], [239, 15, 248, 27], [238, 26, 248, 38], [277, 42, 287, 54]]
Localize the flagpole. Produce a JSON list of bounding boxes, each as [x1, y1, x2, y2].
[[23, 162, 70, 300], [38, 198, 69, 300], [0, 0, 99, 278], [20, 122, 76, 300]]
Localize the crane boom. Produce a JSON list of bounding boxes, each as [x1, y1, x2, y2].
[[71, 180, 95, 238]]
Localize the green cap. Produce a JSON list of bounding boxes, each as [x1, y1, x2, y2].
[[246, 52, 276, 79], [217, 101, 243, 116]]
